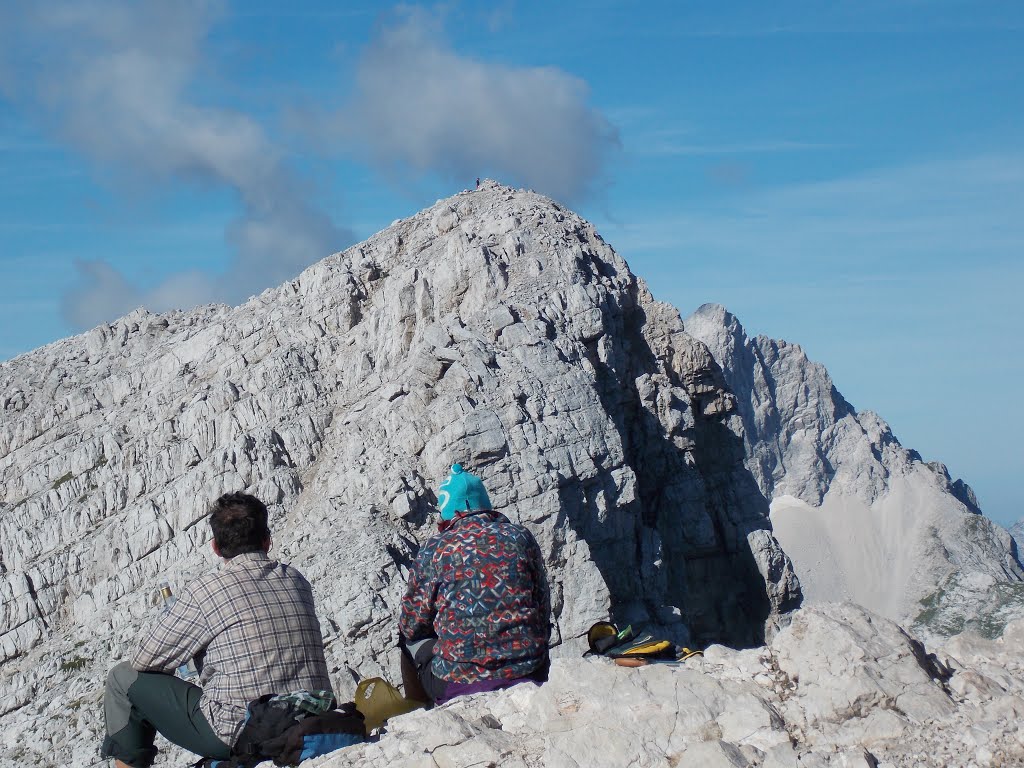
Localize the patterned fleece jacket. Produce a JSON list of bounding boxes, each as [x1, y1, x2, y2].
[[399, 510, 551, 683]]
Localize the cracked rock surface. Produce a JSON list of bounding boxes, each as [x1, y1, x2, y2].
[[310, 603, 1024, 768]]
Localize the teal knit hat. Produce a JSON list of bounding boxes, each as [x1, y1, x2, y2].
[[437, 463, 492, 520]]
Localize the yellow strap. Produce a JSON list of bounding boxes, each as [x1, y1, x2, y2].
[[621, 640, 672, 656]]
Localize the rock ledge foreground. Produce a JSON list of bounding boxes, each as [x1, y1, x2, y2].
[[317, 603, 1023, 768]]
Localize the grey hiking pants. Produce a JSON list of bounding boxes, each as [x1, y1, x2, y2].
[[102, 661, 231, 767]]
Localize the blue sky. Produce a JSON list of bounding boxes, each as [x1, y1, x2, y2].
[[0, 1, 1021, 524]]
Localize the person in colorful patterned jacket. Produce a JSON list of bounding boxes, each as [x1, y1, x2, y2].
[[398, 464, 551, 704], [100, 492, 333, 768]]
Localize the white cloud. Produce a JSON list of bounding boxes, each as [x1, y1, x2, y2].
[[2, 3, 618, 332], [60, 259, 142, 330], [0, 1, 351, 330], [329, 7, 618, 203]]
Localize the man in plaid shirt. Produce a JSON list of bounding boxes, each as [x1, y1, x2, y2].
[[100, 493, 333, 767]]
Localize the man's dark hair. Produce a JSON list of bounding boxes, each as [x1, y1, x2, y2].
[[209, 492, 270, 558]]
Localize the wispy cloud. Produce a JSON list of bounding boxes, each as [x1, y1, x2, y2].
[[313, 6, 619, 203], [59, 260, 146, 329], [0, 1, 352, 330], [634, 139, 840, 157], [618, 122, 840, 159], [606, 152, 1024, 264]]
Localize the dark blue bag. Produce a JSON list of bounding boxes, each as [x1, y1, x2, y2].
[[195, 697, 365, 767]]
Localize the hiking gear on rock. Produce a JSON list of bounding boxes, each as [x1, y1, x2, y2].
[[101, 662, 230, 768], [270, 708, 364, 764], [615, 636, 674, 658], [586, 621, 627, 655], [132, 551, 333, 745], [437, 463, 492, 520], [613, 657, 682, 667], [269, 689, 335, 716], [399, 509, 550, 684], [354, 676, 426, 731], [583, 621, 680, 661], [192, 692, 365, 767]]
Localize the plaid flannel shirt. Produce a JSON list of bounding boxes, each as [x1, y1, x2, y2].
[[132, 552, 332, 745]]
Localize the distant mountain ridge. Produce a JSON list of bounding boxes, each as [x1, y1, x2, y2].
[[685, 303, 1024, 637]]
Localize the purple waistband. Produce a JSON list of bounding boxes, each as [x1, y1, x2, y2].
[[436, 676, 542, 705]]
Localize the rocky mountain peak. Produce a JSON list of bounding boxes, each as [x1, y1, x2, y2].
[[1, 181, 806, 765], [2, 181, 1021, 767]]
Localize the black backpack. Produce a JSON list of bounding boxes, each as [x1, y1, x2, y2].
[[194, 695, 365, 768]]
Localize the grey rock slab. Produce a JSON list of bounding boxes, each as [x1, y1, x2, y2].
[[318, 656, 790, 768], [310, 607, 1024, 766], [770, 603, 954, 733]]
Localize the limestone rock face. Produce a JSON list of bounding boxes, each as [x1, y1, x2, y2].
[[3, 182, 1017, 767], [0, 182, 799, 766], [684, 304, 1024, 635], [312, 603, 1024, 768], [1008, 519, 1024, 557]]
